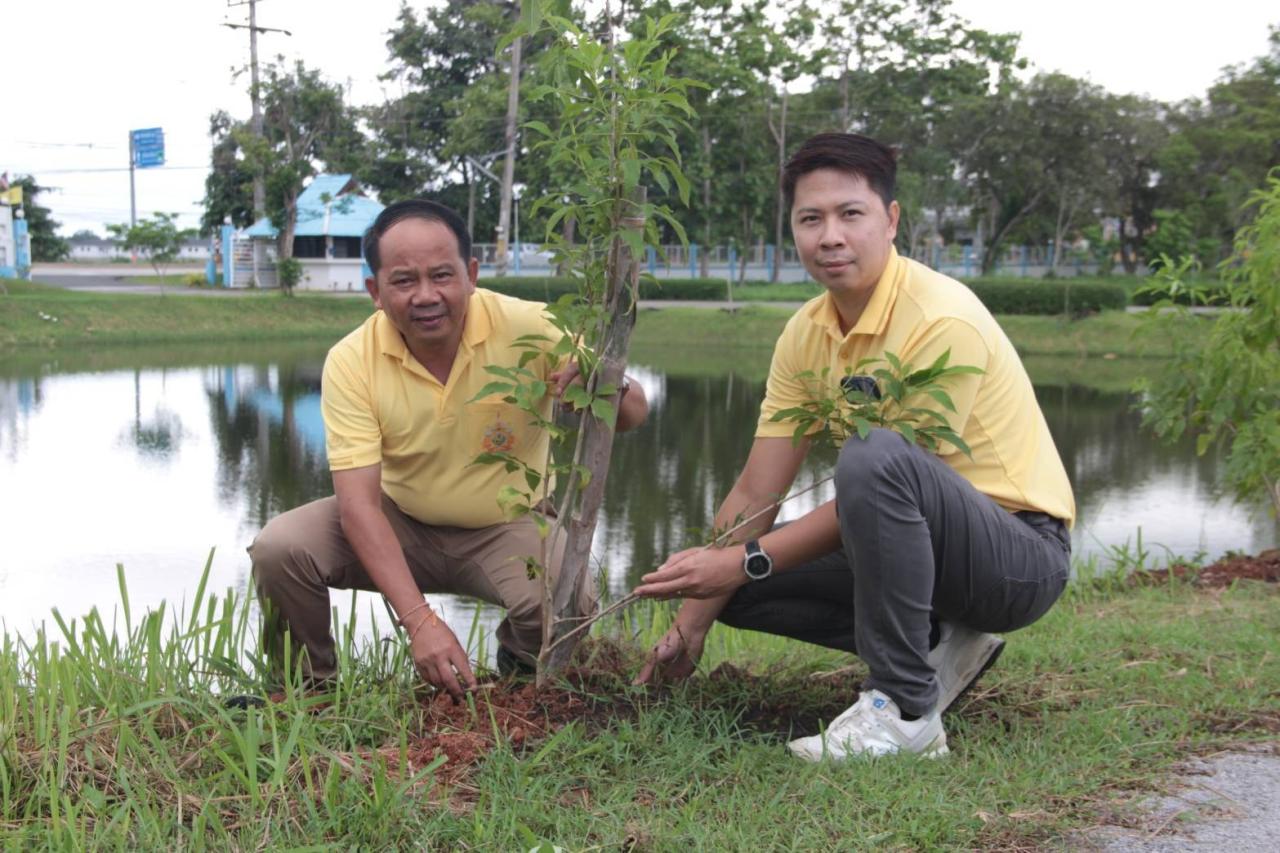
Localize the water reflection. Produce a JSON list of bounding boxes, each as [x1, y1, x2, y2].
[[0, 345, 1275, 652]]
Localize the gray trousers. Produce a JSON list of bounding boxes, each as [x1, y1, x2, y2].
[[719, 428, 1071, 716]]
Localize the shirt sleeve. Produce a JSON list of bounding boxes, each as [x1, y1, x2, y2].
[[896, 318, 990, 442], [755, 316, 818, 439], [321, 345, 382, 471]]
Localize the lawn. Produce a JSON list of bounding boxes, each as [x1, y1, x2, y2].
[[2, 558, 1275, 848]]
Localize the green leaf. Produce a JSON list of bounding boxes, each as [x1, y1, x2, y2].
[[496, 486, 530, 519], [469, 381, 514, 403], [524, 120, 554, 138], [590, 397, 616, 425], [622, 158, 641, 190], [1195, 432, 1213, 455], [562, 385, 591, 408], [926, 389, 957, 413]]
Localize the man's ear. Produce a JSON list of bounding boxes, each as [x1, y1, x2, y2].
[[364, 277, 381, 309], [887, 200, 901, 241], [466, 256, 480, 288]]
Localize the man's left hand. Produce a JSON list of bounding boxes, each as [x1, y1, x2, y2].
[[634, 546, 746, 600], [549, 362, 582, 401]]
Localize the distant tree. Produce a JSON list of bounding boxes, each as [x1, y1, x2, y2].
[[70, 229, 100, 241], [373, 0, 520, 218], [200, 110, 256, 235], [1096, 93, 1168, 273], [1136, 170, 1280, 516], [948, 74, 1111, 274], [234, 59, 360, 260], [12, 176, 69, 262], [1156, 27, 1280, 265], [107, 213, 197, 294]]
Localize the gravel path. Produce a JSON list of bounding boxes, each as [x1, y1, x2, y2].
[[1078, 745, 1280, 851]]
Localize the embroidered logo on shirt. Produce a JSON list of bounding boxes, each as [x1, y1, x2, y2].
[[482, 417, 517, 453]]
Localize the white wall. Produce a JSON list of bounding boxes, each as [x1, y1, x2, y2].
[[297, 258, 367, 292]]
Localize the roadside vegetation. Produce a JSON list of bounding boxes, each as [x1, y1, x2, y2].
[[1, 555, 1275, 848]]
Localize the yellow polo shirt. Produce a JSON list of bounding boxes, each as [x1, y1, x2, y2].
[[757, 248, 1076, 526], [321, 288, 560, 528]]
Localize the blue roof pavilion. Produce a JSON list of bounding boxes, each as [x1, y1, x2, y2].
[[243, 174, 383, 240]]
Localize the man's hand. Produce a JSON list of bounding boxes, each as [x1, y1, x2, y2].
[[407, 613, 477, 701], [634, 546, 746, 600], [633, 623, 706, 685], [549, 362, 582, 401]]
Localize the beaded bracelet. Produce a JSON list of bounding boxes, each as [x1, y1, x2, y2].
[[397, 600, 430, 629], [406, 609, 439, 644]]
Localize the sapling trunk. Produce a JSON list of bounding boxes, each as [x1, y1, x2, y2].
[[537, 189, 645, 683]]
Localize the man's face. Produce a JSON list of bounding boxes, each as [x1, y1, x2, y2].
[[366, 218, 478, 361], [790, 168, 900, 301]]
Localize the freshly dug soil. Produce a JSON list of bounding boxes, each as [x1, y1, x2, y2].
[[1133, 549, 1280, 588], [360, 640, 860, 789]]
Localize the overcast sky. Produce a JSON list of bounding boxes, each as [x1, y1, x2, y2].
[[3, 0, 1275, 238]]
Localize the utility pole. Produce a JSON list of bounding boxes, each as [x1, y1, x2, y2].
[[128, 135, 136, 228], [224, 0, 291, 220], [465, 149, 505, 240], [495, 35, 522, 277]]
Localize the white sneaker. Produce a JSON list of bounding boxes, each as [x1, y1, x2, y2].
[[927, 622, 1005, 713], [787, 689, 949, 761]]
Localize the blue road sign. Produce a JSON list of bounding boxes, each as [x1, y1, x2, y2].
[[130, 128, 165, 169]]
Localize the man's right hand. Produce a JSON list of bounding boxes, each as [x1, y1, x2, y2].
[[633, 623, 706, 685], [408, 614, 477, 701]]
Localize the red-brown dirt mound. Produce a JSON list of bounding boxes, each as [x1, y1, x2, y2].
[[391, 640, 640, 786], [1134, 549, 1280, 588]]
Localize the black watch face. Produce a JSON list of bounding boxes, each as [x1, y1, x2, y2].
[[745, 554, 771, 579]]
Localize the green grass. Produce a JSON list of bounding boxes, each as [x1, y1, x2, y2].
[[2, 277, 1174, 359], [2, 555, 1276, 848], [0, 278, 373, 348]]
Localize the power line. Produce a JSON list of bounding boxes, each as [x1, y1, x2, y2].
[[12, 140, 122, 150], [15, 166, 209, 175]]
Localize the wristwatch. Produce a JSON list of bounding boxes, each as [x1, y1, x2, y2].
[[743, 540, 773, 581]]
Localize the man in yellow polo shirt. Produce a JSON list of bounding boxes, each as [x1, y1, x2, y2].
[[633, 133, 1074, 761], [250, 199, 648, 699]]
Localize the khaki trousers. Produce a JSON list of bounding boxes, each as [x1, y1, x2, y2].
[[248, 494, 597, 679]]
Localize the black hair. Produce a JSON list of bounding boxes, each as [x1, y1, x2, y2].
[[782, 133, 898, 212], [362, 198, 472, 276]]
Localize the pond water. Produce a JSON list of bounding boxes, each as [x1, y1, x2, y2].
[[1, 341, 1275, 654]]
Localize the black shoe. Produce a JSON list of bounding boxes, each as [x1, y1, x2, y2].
[[496, 644, 537, 678], [223, 694, 267, 710]]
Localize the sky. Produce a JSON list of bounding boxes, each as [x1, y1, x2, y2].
[[3, 0, 1276, 239]]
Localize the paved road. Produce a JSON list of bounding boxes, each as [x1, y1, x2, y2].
[[29, 269, 805, 311], [1078, 745, 1280, 851]]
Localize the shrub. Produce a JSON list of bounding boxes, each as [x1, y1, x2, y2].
[[961, 278, 1128, 315], [484, 276, 742, 301], [483, 275, 1130, 315], [277, 257, 304, 296]]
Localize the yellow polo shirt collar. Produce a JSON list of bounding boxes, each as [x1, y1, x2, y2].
[[322, 288, 560, 528], [811, 247, 905, 342]]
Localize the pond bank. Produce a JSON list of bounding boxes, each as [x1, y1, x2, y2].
[[2, 277, 1171, 358]]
